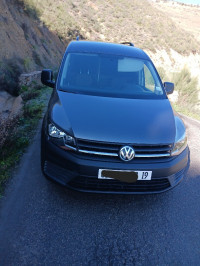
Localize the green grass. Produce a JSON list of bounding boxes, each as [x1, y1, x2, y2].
[[0, 86, 52, 194]]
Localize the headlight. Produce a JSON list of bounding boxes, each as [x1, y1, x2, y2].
[[48, 123, 76, 150], [171, 133, 187, 156], [49, 124, 66, 138]]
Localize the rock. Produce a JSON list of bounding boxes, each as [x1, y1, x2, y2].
[[0, 91, 23, 120]]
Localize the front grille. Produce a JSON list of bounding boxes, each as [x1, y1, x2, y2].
[[77, 139, 173, 161], [68, 176, 171, 193]]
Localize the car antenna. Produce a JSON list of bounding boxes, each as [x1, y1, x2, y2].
[[76, 36, 79, 41]]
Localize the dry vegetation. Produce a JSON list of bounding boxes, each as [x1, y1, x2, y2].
[[16, 0, 200, 55], [158, 67, 200, 119], [153, 0, 200, 43]]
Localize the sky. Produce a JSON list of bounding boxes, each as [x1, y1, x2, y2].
[[172, 0, 200, 4]]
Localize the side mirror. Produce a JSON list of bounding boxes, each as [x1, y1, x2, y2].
[[41, 69, 55, 88], [164, 82, 174, 95]]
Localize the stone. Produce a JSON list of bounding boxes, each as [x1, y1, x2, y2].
[[0, 91, 23, 120]]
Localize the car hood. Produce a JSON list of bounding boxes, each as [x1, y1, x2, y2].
[[51, 91, 176, 144]]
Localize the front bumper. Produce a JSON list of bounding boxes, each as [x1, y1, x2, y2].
[[42, 137, 190, 194]]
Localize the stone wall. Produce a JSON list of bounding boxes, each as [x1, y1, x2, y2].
[[19, 71, 42, 87]]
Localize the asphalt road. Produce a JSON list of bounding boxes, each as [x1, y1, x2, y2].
[[0, 115, 199, 265]]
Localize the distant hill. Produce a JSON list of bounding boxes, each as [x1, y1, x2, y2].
[[152, 0, 200, 44]]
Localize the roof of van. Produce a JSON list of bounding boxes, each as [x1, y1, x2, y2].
[[66, 41, 150, 60]]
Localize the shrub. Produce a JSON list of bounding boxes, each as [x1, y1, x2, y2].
[[14, 0, 41, 19], [0, 58, 24, 96], [22, 90, 40, 101], [23, 102, 44, 119], [24, 57, 31, 71], [158, 67, 200, 117], [0, 118, 17, 151], [172, 68, 199, 108]]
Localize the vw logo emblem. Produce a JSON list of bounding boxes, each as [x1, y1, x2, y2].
[[119, 146, 135, 161]]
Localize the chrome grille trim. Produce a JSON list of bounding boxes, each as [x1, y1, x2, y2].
[[65, 144, 77, 151], [77, 139, 173, 159], [135, 153, 171, 158], [78, 149, 118, 157], [78, 149, 171, 158]]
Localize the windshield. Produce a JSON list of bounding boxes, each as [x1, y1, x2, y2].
[[59, 52, 165, 99]]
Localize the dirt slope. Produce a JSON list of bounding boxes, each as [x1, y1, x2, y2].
[[0, 0, 65, 71]]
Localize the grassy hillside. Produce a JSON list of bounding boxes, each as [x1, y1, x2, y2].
[[1, 0, 199, 80], [17, 0, 200, 55]]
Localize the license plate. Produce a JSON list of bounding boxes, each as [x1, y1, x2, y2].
[[98, 169, 152, 183]]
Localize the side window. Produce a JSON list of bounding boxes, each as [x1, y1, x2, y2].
[[144, 64, 155, 92]]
